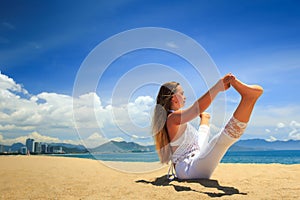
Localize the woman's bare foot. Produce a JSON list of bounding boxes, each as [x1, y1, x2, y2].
[[230, 77, 264, 123], [231, 78, 263, 101], [200, 112, 210, 126]]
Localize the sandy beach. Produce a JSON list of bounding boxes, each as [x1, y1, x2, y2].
[[0, 156, 299, 200]]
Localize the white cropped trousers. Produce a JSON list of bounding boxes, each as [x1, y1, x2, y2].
[[174, 117, 247, 179]]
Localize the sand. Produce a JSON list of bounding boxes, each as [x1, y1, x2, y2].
[[0, 156, 299, 200]]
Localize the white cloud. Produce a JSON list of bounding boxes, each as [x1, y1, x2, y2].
[[82, 132, 108, 148], [266, 136, 277, 142], [275, 122, 286, 132], [290, 121, 300, 128], [276, 122, 285, 129], [288, 120, 300, 140], [131, 134, 141, 139], [0, 124, 35, 131], [288, 129, 300, 140], [265, 128, 271, 133], [0, 72, 159, 145], [29, 131, 61, 143], [110, 137, 125, 142], [265, 120, 300, 140], [0, 72, 28, 94], [127, 95, 154, 128], [0, 131, 79, 146]]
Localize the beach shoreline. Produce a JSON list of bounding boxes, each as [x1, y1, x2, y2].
[[0, 155, 299, 199]]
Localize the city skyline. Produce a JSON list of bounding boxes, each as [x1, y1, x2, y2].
[[0, 137, 65, 154]]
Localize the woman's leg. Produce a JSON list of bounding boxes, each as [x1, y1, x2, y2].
[[231, 78, 263, 123], [176, 79, 263, 179], [223, 78, 263, 138], [185, 132, 237, 179]]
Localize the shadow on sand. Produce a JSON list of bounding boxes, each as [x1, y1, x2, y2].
[[136, 175, 247, 198]]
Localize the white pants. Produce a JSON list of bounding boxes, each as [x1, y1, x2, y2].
[[175, 117, 247, 179]]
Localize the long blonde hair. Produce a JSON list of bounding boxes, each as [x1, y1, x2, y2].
[[152, 82, 179, 164]]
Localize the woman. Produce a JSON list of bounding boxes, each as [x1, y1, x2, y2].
[[152, 73, 263, 179]]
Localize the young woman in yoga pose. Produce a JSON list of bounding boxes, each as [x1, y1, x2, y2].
[[152, 73, 263, 179]]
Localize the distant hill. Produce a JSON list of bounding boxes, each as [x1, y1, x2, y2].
[[229, 139, 300, 151], [11, 143, 26, 151], [91, 139, 300, 153], [0, 143, 25, 152], [49, 143, 87, 150], [90, 141, 155, 153], [49, 143, 88, 153]]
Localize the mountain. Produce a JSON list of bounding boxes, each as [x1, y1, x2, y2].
[[10, 143, 26, 151], [49, 143, 87, 150], [46, 143, 88, 153], [90, 141, 155, 153], [0, 143, 25, 152], [92, 139, 300, 153], [229, 139, 300, 151]]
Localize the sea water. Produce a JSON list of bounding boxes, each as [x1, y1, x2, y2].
[[221, 150, 300, 164], [51, 150, 300, 164]]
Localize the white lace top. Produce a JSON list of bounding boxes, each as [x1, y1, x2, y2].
[[171, 123, 201, 164]]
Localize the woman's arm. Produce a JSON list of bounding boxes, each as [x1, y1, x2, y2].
[[169, 73, 234, 125]]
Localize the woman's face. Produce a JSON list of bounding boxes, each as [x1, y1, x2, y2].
[[172, 85, 186, 110]]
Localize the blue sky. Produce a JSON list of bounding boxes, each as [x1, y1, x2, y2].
[[0, 0, 300, 146]]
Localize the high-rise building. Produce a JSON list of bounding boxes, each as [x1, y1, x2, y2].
[[20, 146, 27, 155], [41, 143, 48, 154], [26, 138, 35, 153], [34, 142, 42, 153], [49, 146, 63, 153], [0, 145, 5, 153]]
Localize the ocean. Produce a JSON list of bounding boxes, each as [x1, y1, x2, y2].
[[51, 150, 300, 164]]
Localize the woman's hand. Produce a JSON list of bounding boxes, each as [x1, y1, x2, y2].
[[215, 73, 235, 92], [200, 112, 210, 126]]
